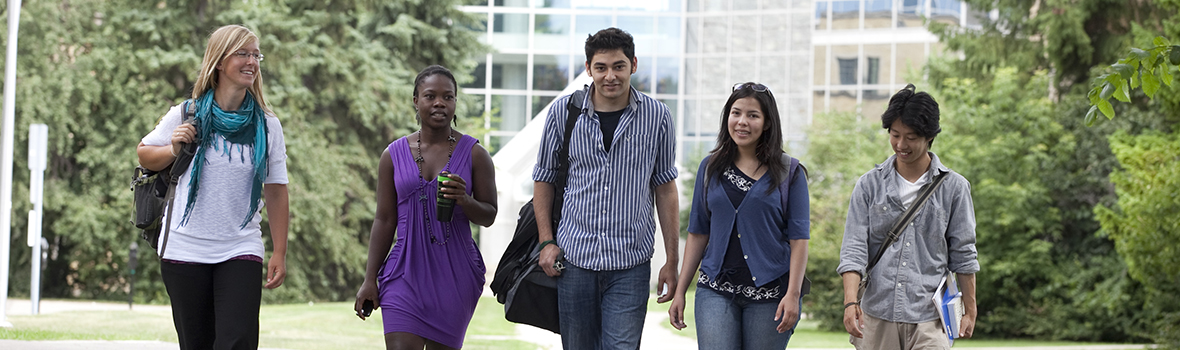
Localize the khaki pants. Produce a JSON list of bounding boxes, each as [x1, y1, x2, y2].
[[850, 313, 950, 350]]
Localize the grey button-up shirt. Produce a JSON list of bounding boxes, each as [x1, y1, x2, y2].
[[838, 152, 979, 324]]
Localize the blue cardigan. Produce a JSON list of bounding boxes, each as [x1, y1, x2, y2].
[[687, 155, 811, 287]]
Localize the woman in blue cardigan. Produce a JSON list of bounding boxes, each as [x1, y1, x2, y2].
[[669, 82, 811, 349]]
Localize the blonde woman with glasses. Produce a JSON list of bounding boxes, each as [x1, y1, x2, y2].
[[136, 24, 288, 349]]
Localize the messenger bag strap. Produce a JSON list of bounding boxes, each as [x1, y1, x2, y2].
[[550, 90, 585, 223], [858, 171, 948, 298], [158, 100, 198, 258]]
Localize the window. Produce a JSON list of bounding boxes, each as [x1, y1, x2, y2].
[[575, 15, 611, 38], [656, 57, 680, 94], [533, 55, 571, 91], [493, 13, 528, 50], [864, 57, 881, 98], [631, 57, 653, 94], [491, 54, 527, 89], [657, 16, 681, 55], [865, 57, 880, 84], [865, 0, 892, 29], [464, 61, 488, 89], [534, 14, 571, 51], [900, 0, 926, 27], [491, 94, 529, 131], [838, 57, 857, 85], [534, 0, 571, 8], [532, 95, 557, 118], [815, 1, 829, 30]]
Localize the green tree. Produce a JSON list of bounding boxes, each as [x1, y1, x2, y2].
[[932, 67, 1151, 341], [925, 0, 1180, 344], [1096, 130, 1180, 349], [797, 110, 889, 331], [1085, 36, 1179, 124], [1, 0, 488, 303], [931, 0, 1173, 100]]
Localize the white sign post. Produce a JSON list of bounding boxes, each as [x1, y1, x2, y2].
[[27, 124, 46, 315], [0, 0, 24, 328]]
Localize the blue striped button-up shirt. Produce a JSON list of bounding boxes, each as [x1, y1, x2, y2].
[[532, 85, 678, 271]]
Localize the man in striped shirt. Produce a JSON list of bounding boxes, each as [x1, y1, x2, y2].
[[533, 27, 681, 350]]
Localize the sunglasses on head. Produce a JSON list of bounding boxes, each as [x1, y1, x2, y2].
[[732, 82, 770, 93]]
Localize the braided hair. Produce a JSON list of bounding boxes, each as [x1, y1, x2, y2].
[[412, 65, 459, 125]]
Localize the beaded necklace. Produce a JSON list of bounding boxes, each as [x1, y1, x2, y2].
[[414, 130, 457, 245]]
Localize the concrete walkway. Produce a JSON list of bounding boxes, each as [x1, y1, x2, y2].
[[506, 312, 699, 350]]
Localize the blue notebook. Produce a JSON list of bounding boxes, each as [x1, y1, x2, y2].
[[933, 272, 964, 346]]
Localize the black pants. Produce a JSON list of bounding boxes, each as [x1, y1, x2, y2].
[[161, 259, 262, 350]]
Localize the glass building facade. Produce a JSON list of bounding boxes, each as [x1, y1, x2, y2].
[[461, 0, 812, 164], [461, 0, 685, 155], [812, 0, 978, 119], [461, 0, 974, 161], [682, 0, 814, 159]]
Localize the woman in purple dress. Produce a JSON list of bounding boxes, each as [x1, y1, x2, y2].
[[354, 65, 498, 350]]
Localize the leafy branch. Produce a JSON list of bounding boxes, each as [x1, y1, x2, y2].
[[1086, 36, 1179, 126]]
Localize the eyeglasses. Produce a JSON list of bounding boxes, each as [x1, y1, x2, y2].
[[732, 82, 770, 93], [231, 50, 264, 62]]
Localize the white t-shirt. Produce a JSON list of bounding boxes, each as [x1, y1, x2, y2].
[[141, 102, 289, 262], [896, 170, 930, 209]]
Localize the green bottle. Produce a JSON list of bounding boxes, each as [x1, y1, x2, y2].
[[436, 172, 455, 222]]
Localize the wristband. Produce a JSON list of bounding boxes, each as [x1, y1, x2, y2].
[[170, 146, 179, 157], [844, 301, 859, 309], [539, 239, 556, 250]]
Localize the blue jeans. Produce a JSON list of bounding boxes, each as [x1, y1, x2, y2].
[[557, 261, 650, 350], [694, 287, 801, 350]]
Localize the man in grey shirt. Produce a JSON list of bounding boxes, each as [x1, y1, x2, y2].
[[838, 84, 979, 350]]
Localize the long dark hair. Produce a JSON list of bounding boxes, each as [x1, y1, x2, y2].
[[706, 83, 786, 194]]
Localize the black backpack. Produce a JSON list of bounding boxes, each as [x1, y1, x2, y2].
[[130, 100, 199, 255], [489, 89, 585, 334]]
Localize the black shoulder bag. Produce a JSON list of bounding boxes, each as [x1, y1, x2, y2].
[[489, 90, 586, 334], [857, 171, 948, 301], [131, 101, 199, 256]]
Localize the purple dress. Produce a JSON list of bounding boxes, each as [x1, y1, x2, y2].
[[378, 134, 486, 348]]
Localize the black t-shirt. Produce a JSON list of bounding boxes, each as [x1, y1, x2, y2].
[[596, 109, 625, 153]]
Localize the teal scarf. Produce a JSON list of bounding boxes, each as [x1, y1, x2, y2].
[[180, 91, 270, 228]]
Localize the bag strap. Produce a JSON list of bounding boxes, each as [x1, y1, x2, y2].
[[859, 171, 949, 288], [158, 100, 198, 257], [778, 154, 801, 217], [550, 90, 585, 224]]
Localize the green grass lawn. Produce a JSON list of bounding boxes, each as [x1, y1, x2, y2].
[[0, 298, 530, 349], [0, 296, 1146, 349]]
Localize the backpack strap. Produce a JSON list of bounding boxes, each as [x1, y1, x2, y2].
[[550, 90, 585, 224], [778, 154, 801, 217], [159, 100, 198, 257]]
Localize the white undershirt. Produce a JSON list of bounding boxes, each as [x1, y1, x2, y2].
[[896, 170, 930, 208]]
